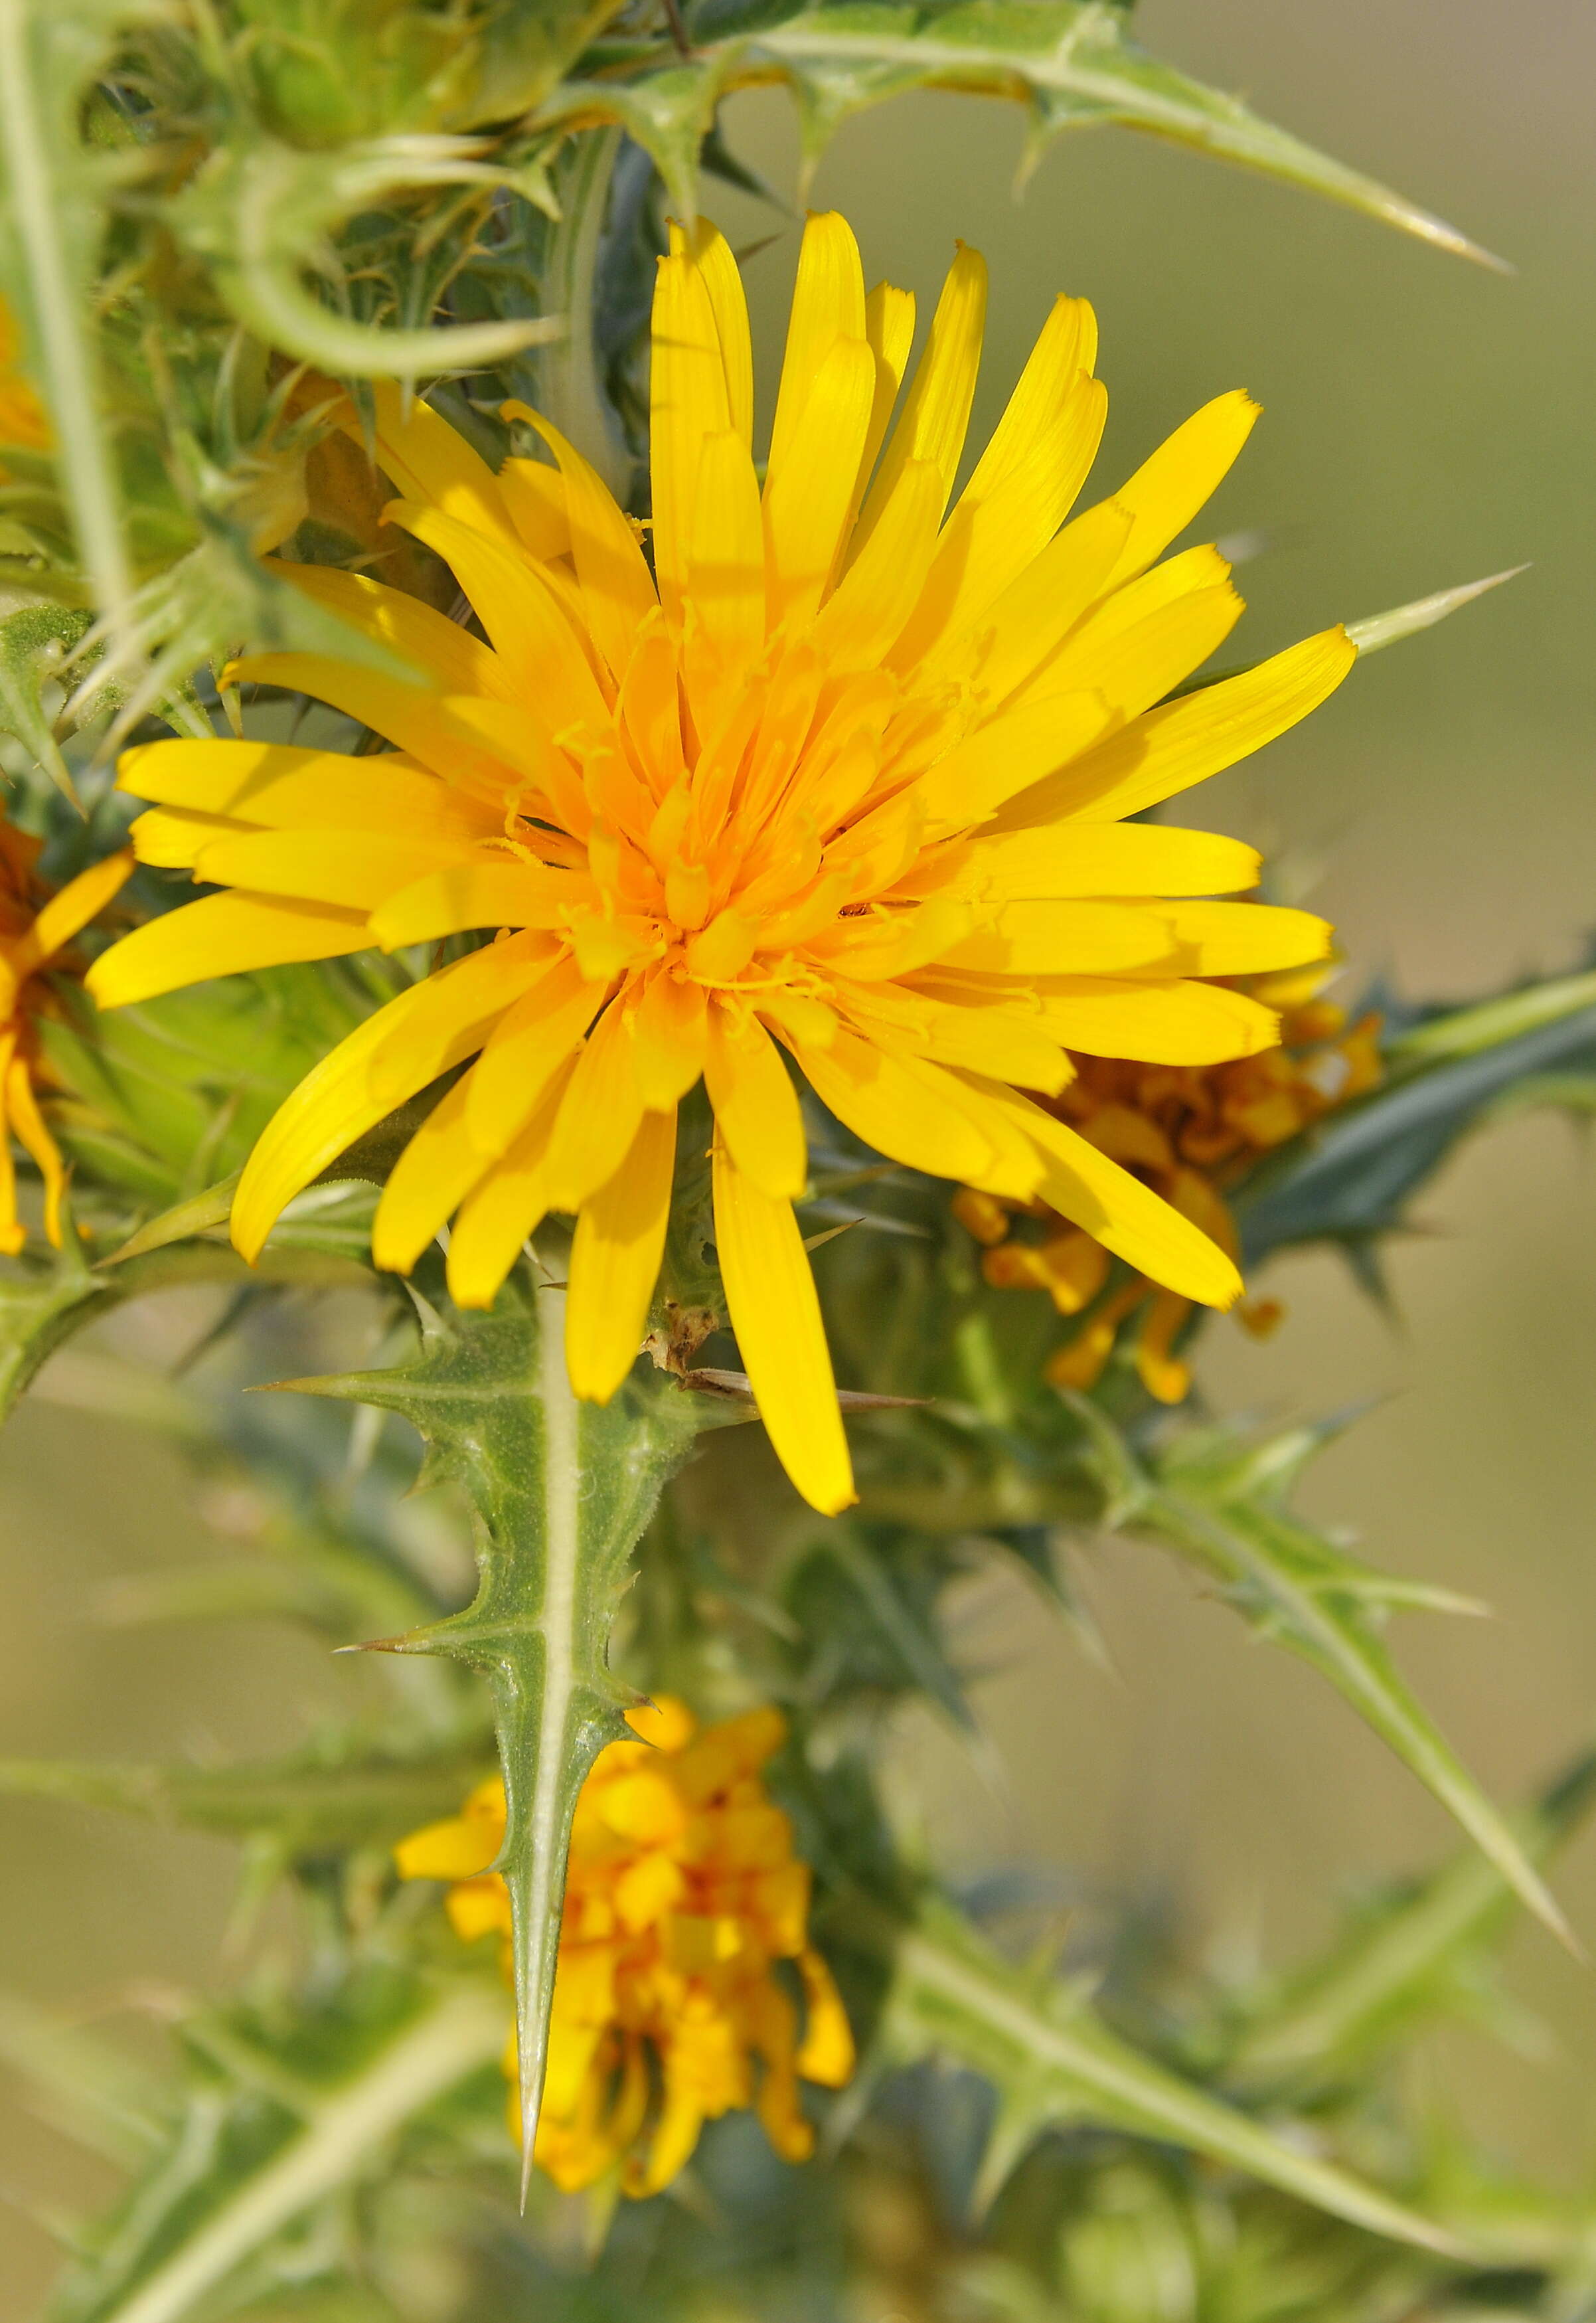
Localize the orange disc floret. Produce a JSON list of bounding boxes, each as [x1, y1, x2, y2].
[[395, 1695, 854, 2197], [960, 967, 1382, 1401]]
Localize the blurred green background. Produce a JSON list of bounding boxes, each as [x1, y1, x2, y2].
[[4, 0, 1595, 2300]]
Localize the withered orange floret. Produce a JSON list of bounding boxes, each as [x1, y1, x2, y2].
[[395, 1696, 854, 2196], [0, 819, 131, 1251], [955, 967, 1382, 1402]]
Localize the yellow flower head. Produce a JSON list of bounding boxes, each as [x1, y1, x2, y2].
[[0, 821, 131, 1252], [395, 1697, 854, 2197], [88, 213, 1356, 1513], [0, 295, 50, 461], [956, 967, 1382, 1401]]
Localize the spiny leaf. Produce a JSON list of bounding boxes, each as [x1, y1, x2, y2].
[[271, 1268, 728, 2192], [848, 1893, 1463, 2255], [0, 1221, 117, 1423], [554, 0, 1496, 260], [0, 602, 93, 800], [1111, 1415, 1575, 1949], [0, 1221, 377, 1436], [0, 1737, 496, 1857], [1225, 1748, 1596, 2087], [39, 1969, 506, 2323], [1235, 966, 1596, 1266]]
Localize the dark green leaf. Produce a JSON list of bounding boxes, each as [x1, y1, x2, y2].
[[1236, 969, 1596, 1266]]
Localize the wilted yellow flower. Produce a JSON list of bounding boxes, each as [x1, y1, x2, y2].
[[89, 211, 1355, 1514], [0, 822, 131, 1252], [0, 296, 50, 462], [955, 968, 1382, 1400], [395, 1697, 854, 2197]]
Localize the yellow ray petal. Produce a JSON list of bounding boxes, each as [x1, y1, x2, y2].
[[446, 1065, 574, 1310], [464, 952, 607, 1154], [191, 829, 457, 912], [232, 934, 550, 1262], [86, 891, 369, 1009], [1028, 576, 1243, 726], [541, 997, 649, 1213], [354, 381, 521, 546], [268, 561, 511, 701], [566, 1106, 678, 1401], [912, 690, 1115, 835], [651, 248, 732, 624], [852, 242, 987, 555], [684, 220, 754, 448], [704, 1004, 807, 1198], [766, 213, 866, 495], [764, 336, 876, 630], [496, 455, 571, 562], [222, 655, 528, 795], [846, 986, 1071, 1093], [5, 1051, 67, 1247], [503, 404, 657, 681], [890, 372, 1107, 670], [115, 740, 482, 846], [370, 859, 590, 950], [383, 501, 609, 732], [370, 1071, 493, 1274], [683, 427, 765, 691], [1087, 390, 1260, 590], [965, 499, 1133, 709], [965, 294, 1097, 499], [22, 848, 133, 967], [1131, 900, 1332, 977], [711, 1136, 854, 1516], [1066, 541, 1234, 649], [793, 1027, 1010, 1189], [1021, 976, 1281, 1063], [998, 627, 1358, 828], [939, 900, 1188, 979], [807, 457, 943, 674], [437, 695, 593, 825], [857, 279, 916, 507], [116, 737, 341, 812], [967, 1078, 1243, 1308], [951, 823, 1260, 901], [127, 806, 249, 867], [0, 1033, 20, 1254], [632, 970, 708, 1109]]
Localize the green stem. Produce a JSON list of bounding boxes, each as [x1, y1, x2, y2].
[[0, 0, 133, 640], [104, 1984, 505, 2323], [848, 1897, 1464, 2257], [538, 126, 627, 496]]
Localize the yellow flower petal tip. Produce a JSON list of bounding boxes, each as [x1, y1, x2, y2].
[[96, 213, 1348, 1507], [396, 1698, 852, 2196], [971, 972, 1383, 1395]]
